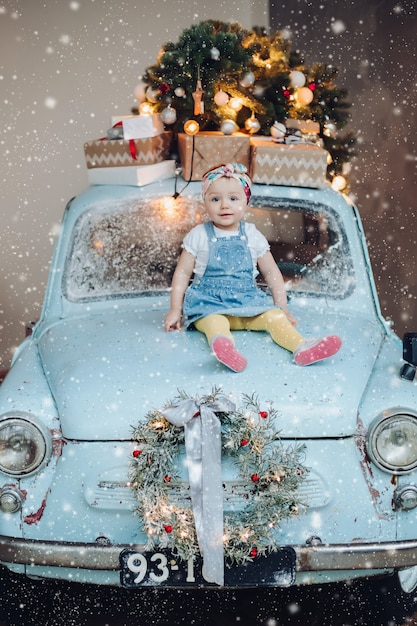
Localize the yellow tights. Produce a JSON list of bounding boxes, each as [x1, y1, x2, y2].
[[194, 310, 305, 354]]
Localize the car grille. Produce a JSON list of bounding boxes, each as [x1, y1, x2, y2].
[[84, 469, 330, 511]]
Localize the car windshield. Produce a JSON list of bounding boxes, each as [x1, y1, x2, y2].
[[64, 194, 354, 302]]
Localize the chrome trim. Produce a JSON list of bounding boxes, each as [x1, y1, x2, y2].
[[1, 535, 417, 573]]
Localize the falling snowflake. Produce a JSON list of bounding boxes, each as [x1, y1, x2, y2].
[[331, 20, 346, 35], [44, 97, 58, 109]]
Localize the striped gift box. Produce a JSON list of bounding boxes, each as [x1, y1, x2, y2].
[[250, 137, 328, 188], [83, 131, 172, 169]]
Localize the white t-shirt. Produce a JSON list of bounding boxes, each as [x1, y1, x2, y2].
[[183, 222, 270, 277]]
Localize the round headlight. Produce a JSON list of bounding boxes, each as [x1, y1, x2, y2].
[[367, 410, 417, 474], [0, 412, 51, 477]]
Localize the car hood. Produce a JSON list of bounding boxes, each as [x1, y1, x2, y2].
[[37, 308, 384, 440]]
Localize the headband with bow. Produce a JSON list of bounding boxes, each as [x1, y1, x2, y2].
[[201, 163, 252, 203]]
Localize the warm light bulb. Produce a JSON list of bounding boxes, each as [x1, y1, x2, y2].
[[184, 120, 200, 135], [139, 102, 153, 115], [229, 97, 243, 111], [331, 175, 347, 191]]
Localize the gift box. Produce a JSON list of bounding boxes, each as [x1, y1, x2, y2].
[[84, 132, 172, 169], [178, 132, 251, 181], [250, 137, 328, 188], [110, 114, 164, 139], [87, 160, 176, 187], [285, 119, 320, 134]]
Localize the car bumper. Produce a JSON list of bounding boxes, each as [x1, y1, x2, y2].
[[1, 535, 417, 573]]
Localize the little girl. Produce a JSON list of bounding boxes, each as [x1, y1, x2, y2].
[[164, 163, 341, 372]]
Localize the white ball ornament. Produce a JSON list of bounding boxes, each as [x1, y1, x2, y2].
[[160, 105, 177, 125], [239, 71, 255, 88], [214, 89, 229, 106], [289, 70, 306, 88], [270, 122, 286, 140], [296, 87, 314, 105], [220, 119, 239, 135], [174, 86, 185, 98], [146, 86, 160, 103], [133, 82, 147, 103], [210, 47, 220, 60]]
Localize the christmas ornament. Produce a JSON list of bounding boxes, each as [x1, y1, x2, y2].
[[145, 86, 160, 103], [210, 46, 220, 60], [159, 83, 170, 95], [239, 71, 255, 88], [289, 70, 306, 88], [270, 122, 287, 140], [129, 389, 308, 567], [296, 87, 314, 105], [133, 81, 147, 103], [214, 89, 229, 106], [253, 84, 265, 98], [244, 114, 261, 134], [220, 119, 239, 135], [174, 86, 185, 98], [160, 105, 177, 125], [192, 65, 205, 115]]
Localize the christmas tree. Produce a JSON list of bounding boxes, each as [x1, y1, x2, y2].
[[136, 20, 355, 186]]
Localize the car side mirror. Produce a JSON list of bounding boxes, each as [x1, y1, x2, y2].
[[400, 333, 417, 381]]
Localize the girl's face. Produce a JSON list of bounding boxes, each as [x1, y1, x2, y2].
[[203, 177, 248, 231]]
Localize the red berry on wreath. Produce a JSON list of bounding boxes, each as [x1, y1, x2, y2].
[[250, 547, 258, 558], [251, 474, 259, 482], [241, 438, 249, 447], [164, 525, 173, 533], [164, 475, 171, 482], [132, 449, 142, 457], [259, 411, 268, 419]]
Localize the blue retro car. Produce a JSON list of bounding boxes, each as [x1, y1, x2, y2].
[[0, 177, 417, 593]]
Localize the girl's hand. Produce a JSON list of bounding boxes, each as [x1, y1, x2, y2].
[[282, 307, 298, 327], [164, 310, 183, 331]]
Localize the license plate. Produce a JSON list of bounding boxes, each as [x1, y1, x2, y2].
[[119, 547, 296, 588]]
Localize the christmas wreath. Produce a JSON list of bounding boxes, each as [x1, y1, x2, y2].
[[129, 389, 308, 567]]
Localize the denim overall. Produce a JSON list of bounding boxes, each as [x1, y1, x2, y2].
[[184, 221, 274, 328]]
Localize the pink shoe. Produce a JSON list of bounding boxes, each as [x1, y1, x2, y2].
[[211, 336, 247, 372], [293, 335, 342, 366]]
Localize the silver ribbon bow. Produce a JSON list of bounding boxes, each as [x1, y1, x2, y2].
[[163, 396, 235, 586]]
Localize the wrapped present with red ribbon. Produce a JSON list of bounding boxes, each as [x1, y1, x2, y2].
[[83, 130, 172, 169]]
